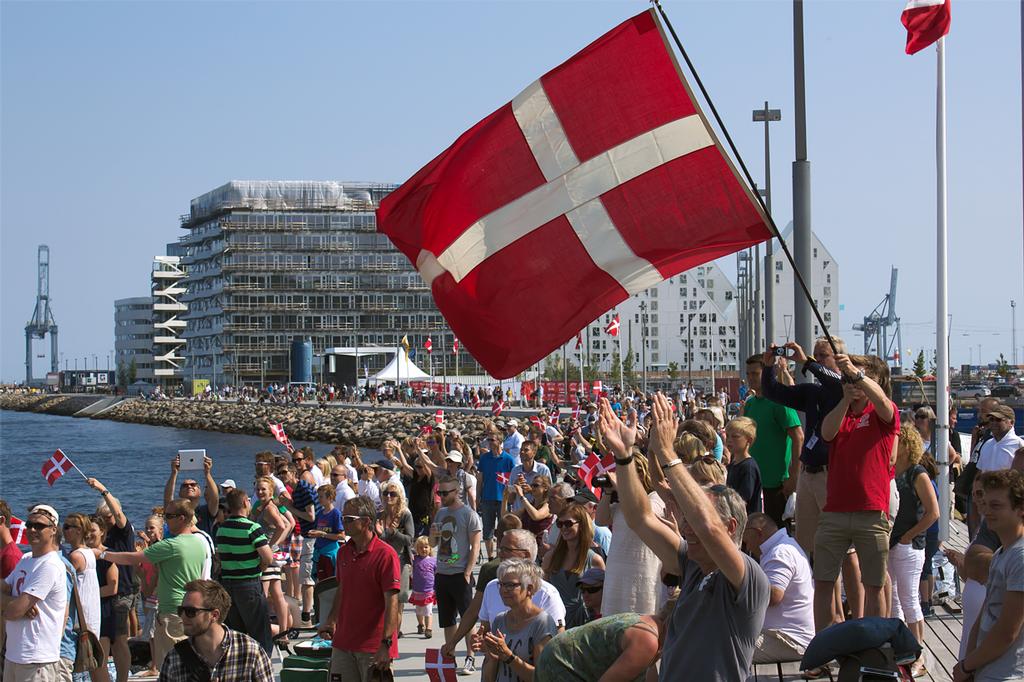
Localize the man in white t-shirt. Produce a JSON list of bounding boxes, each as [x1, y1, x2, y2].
[[977, 405, 1024, 472], [743, 513, 815, 661], [502, 420, 525, 466], [2, 504, 67, 680]]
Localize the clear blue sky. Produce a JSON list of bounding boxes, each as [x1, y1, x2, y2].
[[2, 0, 1021, 382]]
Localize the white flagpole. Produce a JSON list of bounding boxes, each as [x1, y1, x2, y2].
[[935, 37, 951, 542]]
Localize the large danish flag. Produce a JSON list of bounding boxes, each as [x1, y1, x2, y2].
[[42, 449, 74, 486], [377, 10, 771, 378]]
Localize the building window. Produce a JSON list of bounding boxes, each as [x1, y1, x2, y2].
[[706, 279, 714, 289], [813, 247, 818, 258], [650, 340, 659, 350], [651, 301, 658, 311], [775, 261, 783, 271], [775, 274, 781, 284], [681, 275, 687, 284], [725, 291, 733, 300], [651, 353, 659, 363], [827, 273, 832, 283], [708, 292, 715, 300]]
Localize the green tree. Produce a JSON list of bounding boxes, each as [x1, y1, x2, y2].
[[116, 360, 129, 388], [667, 361, 680, 381], [609, 351, 621, 384], [997, 353, 1010, 377], [543, 355, 564, 381], [128, 357, 138, 384], [913, 350, 926, 378]]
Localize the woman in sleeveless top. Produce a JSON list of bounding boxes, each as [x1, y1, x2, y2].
[[541, 504, 605, 628], [251, 476, 294, 638], [512, 475, 554, 544], [534, 611, 667, 682], [64, 513, 111, 681]]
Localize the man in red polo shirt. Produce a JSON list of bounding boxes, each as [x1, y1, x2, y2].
[[318, 495, 401, 681], [814, 354, 899, 631]]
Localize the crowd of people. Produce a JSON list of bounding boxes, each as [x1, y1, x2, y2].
[[2, 337, 1023, 681]]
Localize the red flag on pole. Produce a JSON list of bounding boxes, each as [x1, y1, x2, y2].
[[425, 337, 433, 354], [452, 338, 460, 355], [472, 392, 481, 409], [41, 449, 74, 486], [574, 332, 583, 350], [593, 380, 603, 395], [549, 407, 560, 425], [376, 10, 771, 379], [491, 400, 504, 417], [9, 516, 27, 545], [425, 649, 458, 682], [268, 423, 294, 453], [901, 0, 951, 55], [435, 409, 444, 425], [604, 315, 621, 337]]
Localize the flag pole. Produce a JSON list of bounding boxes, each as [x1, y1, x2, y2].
[[935, 36, 951, 542], [651, 0, 837, 354]]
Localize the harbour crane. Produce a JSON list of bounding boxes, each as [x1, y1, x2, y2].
[[853, 266, 903, 371], [25, 245, 59, 386]]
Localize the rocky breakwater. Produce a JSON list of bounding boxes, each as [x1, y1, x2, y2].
[[0, 393, 107, 417], [99, 400, 502, 448]]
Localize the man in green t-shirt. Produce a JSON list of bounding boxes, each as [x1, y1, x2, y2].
[[100, 498, 207, 670], [743, 355, 804, 527], [215, 488, 273, 654]]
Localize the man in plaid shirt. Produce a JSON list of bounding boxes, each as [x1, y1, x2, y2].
[[159, 579, 272, 682]]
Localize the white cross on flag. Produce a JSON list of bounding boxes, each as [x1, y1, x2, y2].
[[578, 451, 616, 490], [435, 409, 445, 425], [491, 400, 504, 417], [425, 648, 458, 682], [549, 408, 560, 425], [377, 9, 771, 379], [496, 471, 510, 486], [41, 449, 74, 486], [575, 332, 583, 350], [593, 380, 603, 395], [268, 422, 294, 453], [9, 516, 27, 545], [425, 337, 433, 354], [472, 393, 481, 409], [604, 315, 621, 337]]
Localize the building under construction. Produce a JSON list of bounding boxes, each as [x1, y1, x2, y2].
[[177, 181, 476, 386]]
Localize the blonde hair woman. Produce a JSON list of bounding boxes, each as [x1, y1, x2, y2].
[[596, 449, 671, 616], [687, 455, 727, 486], [542, 503, 605, 627], [63, 513, 109, 682], [379, 479, 415, 631], [251, 476, 293, 638]]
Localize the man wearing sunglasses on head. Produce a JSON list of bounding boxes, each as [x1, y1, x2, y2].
[[158, 579, 272, 681], [98, 499, 206, 671], [599, 395, 770, 682], [2, 504, 66, 682], [318, 496, 401, 682]]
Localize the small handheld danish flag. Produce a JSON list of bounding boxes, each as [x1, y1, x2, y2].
[[492, 400, 504, 417], [9, 516, 27, 545], [549, 407, 560, 425], [604, 314, 621, 337], [42, 449, 75, 486], [425, 649, 458, 682], [472, 393, 481, 409], [496, 472, 510, 485], [593, 380, 603, 395], [435, 409, 445, 425], [268, 423, 294, 453], [529, 416, 545, 430]]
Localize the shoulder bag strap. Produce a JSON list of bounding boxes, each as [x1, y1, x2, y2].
[[64, 562, 86, 635]]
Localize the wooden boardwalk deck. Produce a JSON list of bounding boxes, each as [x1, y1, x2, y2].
[[752, 518, 971, 682]]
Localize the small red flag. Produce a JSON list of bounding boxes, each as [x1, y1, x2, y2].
[[9, 516, 27, 545], [496, 472, 510, 485], [593, 380, 603, 394], [575, 332, 583, 350], [549, 408, 560, 425], [452, 338, 460, 355], [268, 422, 294, 453], [425, 649, 458, 682], [42, 449, 74, 486], [529, 416, 544, 430], [425, 337, 433, 354], [901, 0, 951, 55], [604, 315, 621, 337], [421, 425, 434, 435], [435, 409, 444, 425], [472, 393, 481, 409], [491, 400, 504, 417]]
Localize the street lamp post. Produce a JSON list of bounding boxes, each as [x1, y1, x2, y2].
[[640, 301, 648, 394], [793, 0, 814, 380], [753, 103, 781, 347]]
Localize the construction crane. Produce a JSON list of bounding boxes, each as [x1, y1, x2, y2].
[[853, 266, 903, 371], [25, 245, 59, 386]]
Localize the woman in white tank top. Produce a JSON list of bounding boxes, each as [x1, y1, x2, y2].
[[63, 513, 103, 634]]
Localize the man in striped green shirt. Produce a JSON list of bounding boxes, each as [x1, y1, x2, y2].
[[215, 488, 274, 654]]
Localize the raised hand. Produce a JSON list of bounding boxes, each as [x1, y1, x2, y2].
[[597, 398, 635, 459], [171, 454, 180, 473], [647, 393, 678, 458]]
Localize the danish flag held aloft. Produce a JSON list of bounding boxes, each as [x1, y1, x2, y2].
[[377, 9, 772, 378]]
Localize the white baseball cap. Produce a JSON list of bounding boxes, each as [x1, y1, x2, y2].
[[219, 479, 237, 489], [445, 450, 464, 464]]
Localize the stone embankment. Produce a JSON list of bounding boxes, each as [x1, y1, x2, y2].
[[1, 393, 503, 447]]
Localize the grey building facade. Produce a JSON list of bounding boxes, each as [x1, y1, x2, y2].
[[178, 181, 475, 386], [114, 297, 155, 381]]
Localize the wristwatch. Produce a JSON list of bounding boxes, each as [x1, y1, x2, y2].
[[614, 454, 634, 466], [380, 636, 393, 649], [852, 370, 866, 383]]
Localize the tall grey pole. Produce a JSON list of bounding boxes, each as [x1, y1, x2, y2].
[[1012, 300, 1018, 366], [753, 102, 781, 347], [737, 252, 747, 365], [754, 243, 762, 351], [935, 38, 950, 542], [793, 0, 814, 379], [640, 302, 648, 394]]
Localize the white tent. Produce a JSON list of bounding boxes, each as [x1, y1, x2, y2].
[[371, 349, 431, 382]]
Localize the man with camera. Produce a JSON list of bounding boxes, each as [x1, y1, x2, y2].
[[742, 354, 804, 527]]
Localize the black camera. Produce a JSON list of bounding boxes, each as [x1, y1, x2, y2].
[[772, 346, 791, 357]]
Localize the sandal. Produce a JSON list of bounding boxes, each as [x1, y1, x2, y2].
[[801, 667, 831, 680]]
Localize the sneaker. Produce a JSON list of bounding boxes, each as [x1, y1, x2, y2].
[[458, 656, 476, 676], [424, 628, 432, 639]]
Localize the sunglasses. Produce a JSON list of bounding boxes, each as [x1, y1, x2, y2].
[[177, 605, 215, 618], [26, 521, 53, 531], [556, 519, 579, 529], [330, 472, 345, 478], [341, 515, 366, 524], [498, 581, 522, 590], [438, 488, 459, 495], [383, 491, 400, 498], [181, 482, 199, 487], [165, 513, 187, 520], [579, 584, 603, 594]]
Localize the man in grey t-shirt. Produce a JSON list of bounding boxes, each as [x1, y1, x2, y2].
[[430, 473, 483, 674], [599, 394, 770, 681]]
